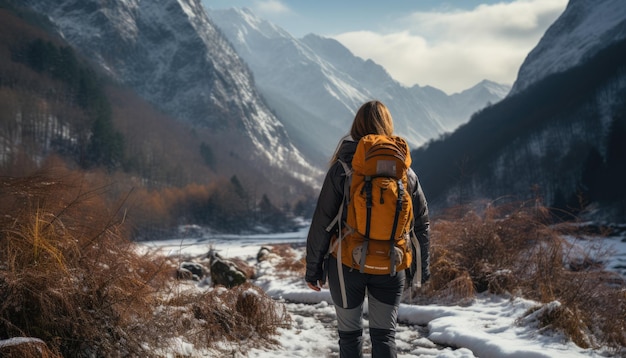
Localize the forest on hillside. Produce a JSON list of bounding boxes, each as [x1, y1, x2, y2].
[[0, 4, 314, 237], [412, 37, 626, 220]]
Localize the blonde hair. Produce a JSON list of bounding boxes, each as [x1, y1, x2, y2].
[[330, 100, 394, 164]]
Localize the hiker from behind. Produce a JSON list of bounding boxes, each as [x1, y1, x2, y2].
[[305, 100, 430, 358]]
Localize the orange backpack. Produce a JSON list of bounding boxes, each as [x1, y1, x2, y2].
[[327, 134, 414, 276]]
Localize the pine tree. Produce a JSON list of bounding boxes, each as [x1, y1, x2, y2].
[[603, 111, 626, 208]]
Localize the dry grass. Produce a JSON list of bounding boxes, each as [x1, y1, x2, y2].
[[159, 283, 291, 352], [271, 244, 306, 275], [4, 166, 622, 354], [0, 338, 62, 357], [0, 168, 292, 356], [416, 200, 626, 351], [0, 170, 168, 355]]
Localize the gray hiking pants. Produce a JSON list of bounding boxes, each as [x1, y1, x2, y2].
[[327, 257, 405, 358]]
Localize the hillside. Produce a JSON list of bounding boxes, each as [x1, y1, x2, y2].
[[19, 0, 322, 196], [207, 7, 510, 165], [0, 2, 313, 235], [510, 0, 626, 95], [412, 36, 626, 220]]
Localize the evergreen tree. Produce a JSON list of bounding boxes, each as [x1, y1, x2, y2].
[[25, 38, 54, 73], [603, 111, 626, 205], [18, 39, 126, 170], [86, 111, 125, 170], [200, 142, 216, 170], [580, 147, 604, 203], [230, 175, 247, 199]]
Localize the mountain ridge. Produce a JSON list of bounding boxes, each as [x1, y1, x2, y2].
[[22, 0, 323, 194], [207, 7, 510, 165], [412, 0, 626, 221], [510, 0, 626, 95]]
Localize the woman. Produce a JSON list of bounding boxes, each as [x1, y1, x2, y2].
[[305, 100, 430, 358]]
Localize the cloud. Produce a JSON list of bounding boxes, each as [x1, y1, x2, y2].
[[252, 0, 291, 15], [333, 0, 568, 94]]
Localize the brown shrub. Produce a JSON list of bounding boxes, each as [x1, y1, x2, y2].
[[158, 283, 291, 353], [271, 243, 306, 275], [432, 271, 475, 303], [0, 338, 61, 358], [0, 167, 294, 356], [0, 169, 169, 356], [519, 301, 591, 348], [424, 200, 626, 351]]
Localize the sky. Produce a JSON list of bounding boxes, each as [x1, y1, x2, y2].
[[202, 0, 569, 94], [129, 227, 625, 357]]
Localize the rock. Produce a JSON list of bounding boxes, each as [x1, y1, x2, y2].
[[210, 258, 247, 288], [180, 262, 206, 281], [176, 267, 193, 280], [207, 249, 249, 288], [257, 246, 271, 262], [0, 337, 60, 357]]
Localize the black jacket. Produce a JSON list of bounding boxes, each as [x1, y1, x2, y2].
[[305, 139, 430, 284]]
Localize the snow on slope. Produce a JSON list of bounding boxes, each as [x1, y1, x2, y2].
[[136, 228, 624, 357], [510, 0, 626, 95], [207, 7, 509, 159], [23, 0, 323, 186]]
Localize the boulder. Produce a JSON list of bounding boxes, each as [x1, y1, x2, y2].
[[208, 249, 248, 288], [257, 246, 271, 262], [179, 261, 206, 281], [210, 258, 247, 288]]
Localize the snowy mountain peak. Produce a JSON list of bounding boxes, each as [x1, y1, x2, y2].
[[222, 7, 292, 41], [209, 7, 508, 162], [23, 0, 322, 188], [473, 80, 511, 98], [510, 0, 626, 95]]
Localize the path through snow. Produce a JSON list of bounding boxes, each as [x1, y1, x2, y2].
[[140, 228, 624, 358]]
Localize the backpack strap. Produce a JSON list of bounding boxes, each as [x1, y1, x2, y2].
[[387, 179, 405, 276], [325, 159, 351, 234], [358, 176, 373, 273], [324, 159, 351, 308], [408, 230, 422, 288]]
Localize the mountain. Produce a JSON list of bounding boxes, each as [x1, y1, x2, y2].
[[411, 0, 626, 221], [21, 0, 323, 195], [207, 7, 510, 165], [510, 0, 626, 95]]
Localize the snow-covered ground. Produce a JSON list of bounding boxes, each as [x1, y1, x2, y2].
[[139, 225, 626, 358]]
